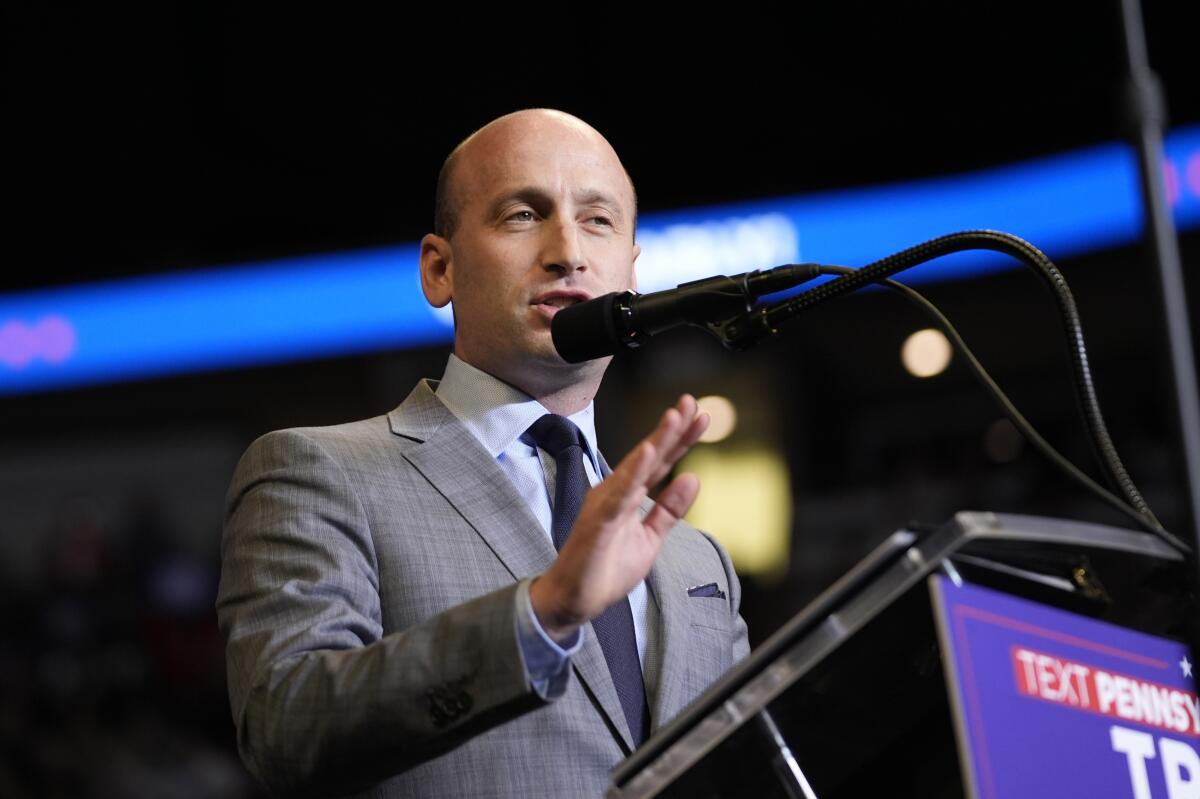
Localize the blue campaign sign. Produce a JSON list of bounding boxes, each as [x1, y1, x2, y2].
[[931, 576, 1198, 799]]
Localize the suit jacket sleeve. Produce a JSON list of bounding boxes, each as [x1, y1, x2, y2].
[[216, 428, 546, 797]]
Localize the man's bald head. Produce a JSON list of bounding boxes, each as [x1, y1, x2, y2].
[[433, 109, 637, 240]]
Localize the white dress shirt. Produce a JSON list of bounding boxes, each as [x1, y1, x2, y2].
[[435, 354, 657, 697]]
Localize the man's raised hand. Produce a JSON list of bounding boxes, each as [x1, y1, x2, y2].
[[530, 395, 709, 641]]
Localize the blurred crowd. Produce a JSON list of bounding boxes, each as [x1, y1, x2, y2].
[[0, 497, 259, 798]]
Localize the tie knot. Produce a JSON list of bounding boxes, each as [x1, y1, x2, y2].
[[526, 414, 584, 459]]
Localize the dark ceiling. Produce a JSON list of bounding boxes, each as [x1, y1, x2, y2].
[[7, 3, 1197, 292]]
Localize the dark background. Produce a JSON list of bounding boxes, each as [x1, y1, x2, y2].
[[3, 3, 1198, 796]]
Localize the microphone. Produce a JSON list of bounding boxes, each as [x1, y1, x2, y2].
[[551, 264, 822, 363]]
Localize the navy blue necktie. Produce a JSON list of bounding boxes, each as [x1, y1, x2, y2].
[[527, 413, 650, 747]]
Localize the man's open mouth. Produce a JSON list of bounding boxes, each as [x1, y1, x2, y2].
[[531, 291, 590, 316]]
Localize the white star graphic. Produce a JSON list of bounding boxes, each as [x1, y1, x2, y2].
[[1181, 655, 1193, 680]]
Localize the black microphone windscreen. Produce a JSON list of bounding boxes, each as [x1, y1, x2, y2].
[[551, 293, 622, 363]]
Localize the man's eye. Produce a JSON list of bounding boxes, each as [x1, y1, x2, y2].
[[508, 210, 536, 222], [589, 215, 613, 227]]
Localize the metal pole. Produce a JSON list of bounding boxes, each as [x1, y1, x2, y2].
[[1116, 0, 1200, 566], [753, 710, 818, 799]]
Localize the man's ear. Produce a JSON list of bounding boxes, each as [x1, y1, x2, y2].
[[420, 233, 453, 307]]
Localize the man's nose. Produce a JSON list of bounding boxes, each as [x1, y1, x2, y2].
[[541, 219, 587, 274]]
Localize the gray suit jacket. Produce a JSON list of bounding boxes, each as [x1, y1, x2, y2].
[[216, 380, 750, 798]]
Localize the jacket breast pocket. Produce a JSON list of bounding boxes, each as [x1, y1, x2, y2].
[[682, 598, 736, 687], [687, 594, 733, 633]]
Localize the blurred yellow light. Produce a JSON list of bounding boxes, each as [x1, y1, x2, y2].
[[680, 446, 791, 582], [697, 395, 737, 443], [901, 328, 952, 377]]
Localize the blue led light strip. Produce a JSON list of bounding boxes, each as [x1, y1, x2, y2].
[[2, 126, 1199, 395]]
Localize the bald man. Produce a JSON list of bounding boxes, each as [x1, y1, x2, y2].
[[217, 110, 749, 798]]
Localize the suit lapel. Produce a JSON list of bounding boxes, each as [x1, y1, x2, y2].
[[388, 381, 634, 752], [646, 527, 691, 729], [389, 381, 554, 581]]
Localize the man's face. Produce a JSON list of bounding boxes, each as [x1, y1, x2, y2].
[[425, 113, 639, 391]]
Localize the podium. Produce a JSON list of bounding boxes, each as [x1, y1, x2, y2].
[[608, 512, 1194, 798]]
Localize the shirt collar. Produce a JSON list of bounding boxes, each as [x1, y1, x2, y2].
[[435, 354, 602, 471]]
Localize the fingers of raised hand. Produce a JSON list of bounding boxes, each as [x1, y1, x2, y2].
[[613, 400, 686, 487], [658, 407, 709, 474], [645, 396, 709, 486], [642, 473, 701, 537], [607, 395, 709, 516], [601, 441, 655, 519]]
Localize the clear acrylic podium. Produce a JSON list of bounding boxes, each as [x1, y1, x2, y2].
[[607, 512, 1190, 798]]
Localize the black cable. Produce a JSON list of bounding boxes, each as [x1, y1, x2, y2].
[[727, 230, 1161, 532], [815, 265, 1189, 555]]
